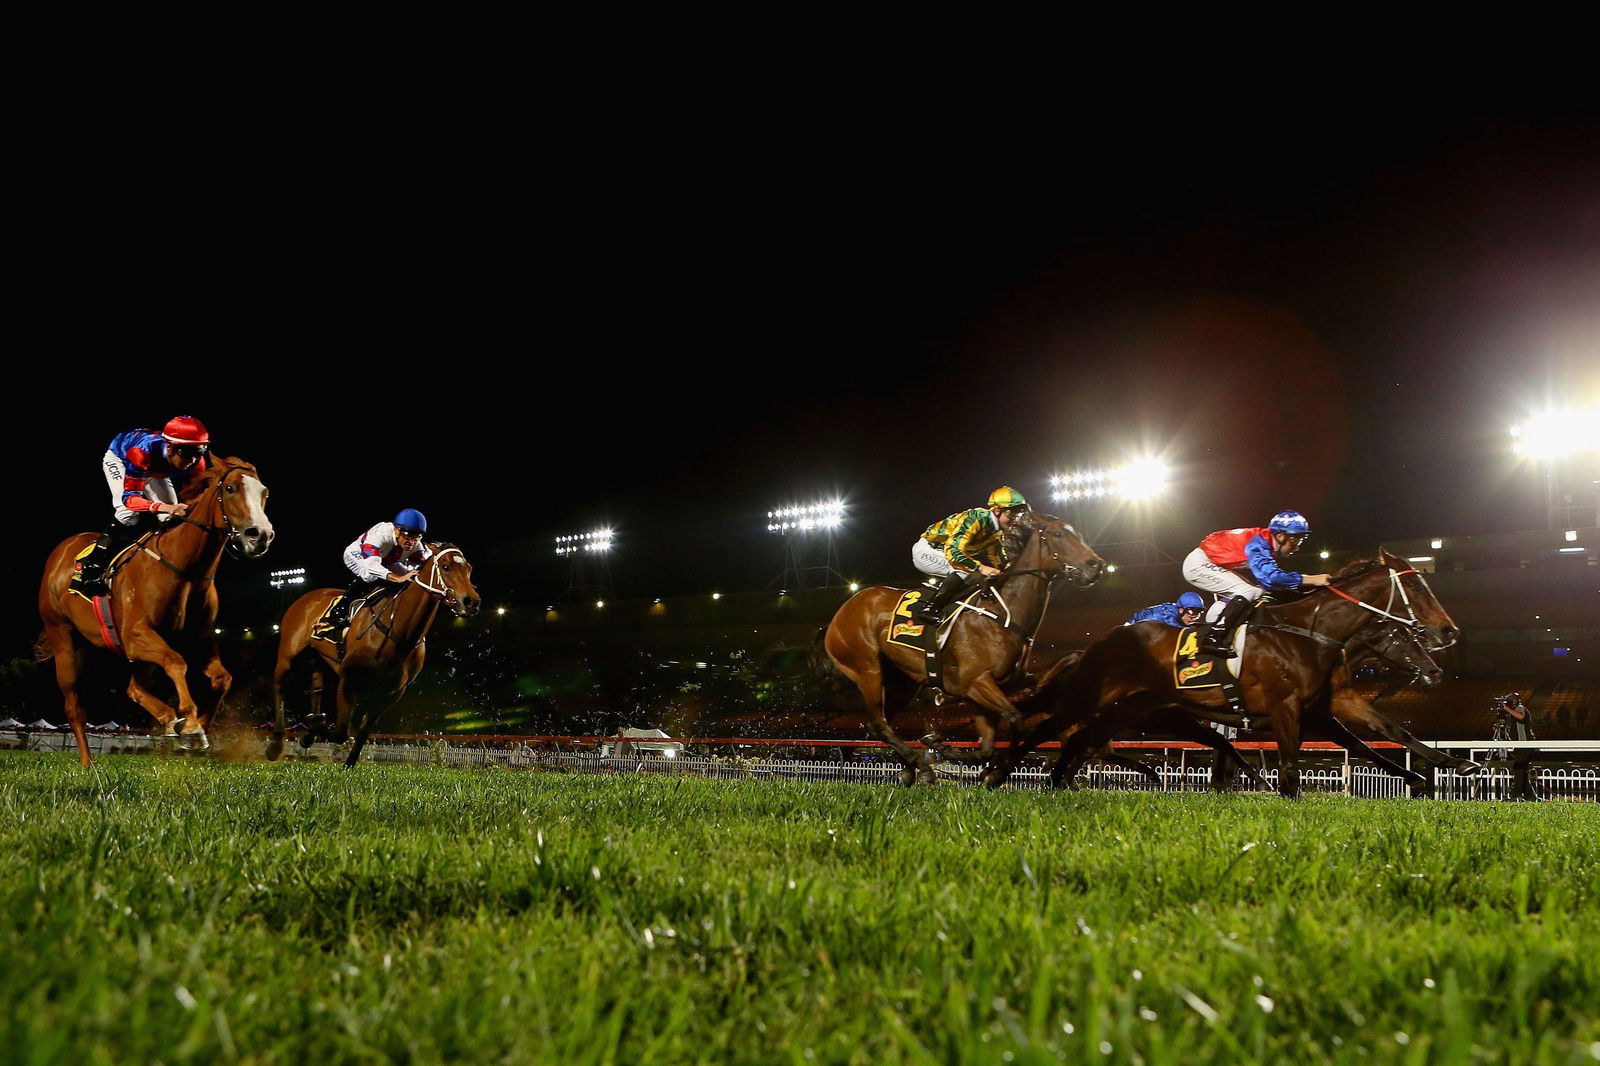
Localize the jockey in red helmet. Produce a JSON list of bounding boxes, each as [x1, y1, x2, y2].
[[71, 416, 212, 596], [1180, 510, 1331, 657], [312, 509, 435, 643]]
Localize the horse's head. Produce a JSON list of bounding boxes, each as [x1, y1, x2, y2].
[[1324, 550, 1459, 651], [417, 542, 481, 617], [1008, 511, 1105, 588], [1350, 622, 1444, 688], [183, 456, 274, 558]]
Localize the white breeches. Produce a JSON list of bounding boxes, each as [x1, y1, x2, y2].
[[912, 537, 958, 578], [1182, 547, 1263, 622]]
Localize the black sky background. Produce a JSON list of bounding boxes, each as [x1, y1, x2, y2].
[[10, 105, 1597, 648]]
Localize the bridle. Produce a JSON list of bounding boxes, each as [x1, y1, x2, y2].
[[998, 514, 1089, 585], [1348, 621, 1440, 684], [353, 545, 472, 652], [141, 463, 265, 578], [1259, 564, 1452, 653], [1323, 566, 1440, 639], [411, 545, 471, 615]]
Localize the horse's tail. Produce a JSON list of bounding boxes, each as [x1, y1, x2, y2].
[[32, 631, 53, 663]]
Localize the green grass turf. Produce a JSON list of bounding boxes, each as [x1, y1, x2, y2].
[[1, 751, 1597, 1065]]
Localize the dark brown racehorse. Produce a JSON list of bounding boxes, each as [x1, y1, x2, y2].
[[993, 550, 1460, 797], [1049, 617, 1468, 793], [269, 541, 480, 767], [824, 511, 1104, 785], [36, 457, 274, 766]]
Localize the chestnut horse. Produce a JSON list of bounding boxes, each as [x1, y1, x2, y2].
[[36, 456, 274, 766], [269, 541, 480, 767], [824, 511, 1104, 785], [992, 550, 1461, 797]]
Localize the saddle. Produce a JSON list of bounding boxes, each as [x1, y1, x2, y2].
[[886, 582, 1004, 704], [313, 584, 399, 652]]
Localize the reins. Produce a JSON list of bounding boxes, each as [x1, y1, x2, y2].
[[1254, 565, 1435, 654], [349, 545, 467, 653], [137, 463, 257, 581]]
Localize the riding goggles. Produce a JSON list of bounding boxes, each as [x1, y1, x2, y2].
[[172, 443, 209, 460], [396, 526, 423, 537]]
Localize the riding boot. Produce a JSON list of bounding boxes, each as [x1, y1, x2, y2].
[[1197, 595, 1252, 658], [72, 519, 139, 595], [916, 571, 975, 624]]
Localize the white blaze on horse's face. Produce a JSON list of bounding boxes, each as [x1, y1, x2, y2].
[[231, 474, 274, 556]]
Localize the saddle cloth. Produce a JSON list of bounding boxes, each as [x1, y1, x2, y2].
[[1171, 626, 1244, 688], [885, 589, 933, 650]]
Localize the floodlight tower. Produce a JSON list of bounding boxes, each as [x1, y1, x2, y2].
[[767, 499, 846, 589], [555, 528, 616, 604], [1510, 406, 1600, 529], [1049, 458, 1175, 567], [268, 566, 307, 620]]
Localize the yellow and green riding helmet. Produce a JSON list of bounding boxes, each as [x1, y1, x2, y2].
[[987, 486, 1028, 511]]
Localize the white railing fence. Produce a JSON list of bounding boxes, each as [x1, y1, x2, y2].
[[5, 731, 1597, 802]]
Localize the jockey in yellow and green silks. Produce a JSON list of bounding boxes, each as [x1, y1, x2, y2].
[[910, 486, 1029, 622]]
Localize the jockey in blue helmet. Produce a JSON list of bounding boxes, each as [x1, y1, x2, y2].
[[1126, 590, 1207, 628], [312, 509, 434, 642], [1181, 510, 1331, 657]]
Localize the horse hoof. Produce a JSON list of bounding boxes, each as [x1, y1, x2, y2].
[[264, 738, 283, 761], [1456, 760, 1482, 776], [177, 730, 209, 752], [898, 767, 918, 787]]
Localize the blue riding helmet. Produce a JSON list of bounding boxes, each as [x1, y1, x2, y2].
[[1177, 591, 1205, 610], [394, 508, 428, 534], [1268, 510, 1311, 536]]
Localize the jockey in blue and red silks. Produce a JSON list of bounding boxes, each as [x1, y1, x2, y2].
[[1180, 510, 1332, 657], [312, 508, 434, 641], [73, 415, 211, 595]]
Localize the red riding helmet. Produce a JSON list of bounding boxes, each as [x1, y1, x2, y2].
[[162, 415, 210, 446]]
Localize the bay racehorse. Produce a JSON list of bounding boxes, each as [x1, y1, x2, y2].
[[824, 511, 1104, 785], [1047, 616, 1468, 794], [36, 456, 274, 766], [992, 550, 1460, 797], [269, 541, 480, 767]]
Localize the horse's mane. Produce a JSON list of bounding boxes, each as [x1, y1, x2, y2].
[[1001, 510, 1066, 564], [176, 454, 255, 501], [1331, 556, 1385, 583]]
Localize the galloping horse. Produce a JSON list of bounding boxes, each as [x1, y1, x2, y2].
[[993, 550, 1460, 797], [36, 456, 274, 766], [1047, 617, 1464, 793], [269, 541, 480, 767], [824, 511, 1104, 785]]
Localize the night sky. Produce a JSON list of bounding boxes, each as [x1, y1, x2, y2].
[[12, 108, 1597, 647]]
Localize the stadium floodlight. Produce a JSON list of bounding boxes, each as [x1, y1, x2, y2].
[[555, 529, 614, 556], [768, 498, 847, 588], [767, 500, 846, 533], [1049, 459, 1170, 502], [269, 567, 306, 590], [1509, 406, 1600, 459]]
